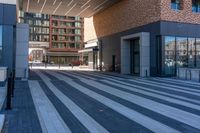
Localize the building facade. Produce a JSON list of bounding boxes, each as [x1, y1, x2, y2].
[[19, 11, 84, 65], [84, 0, 200, 77], [0, 1, 16, 73]]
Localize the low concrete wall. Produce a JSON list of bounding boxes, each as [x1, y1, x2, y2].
[[0, 67, 7, 86], [177, 68, 200, 82]]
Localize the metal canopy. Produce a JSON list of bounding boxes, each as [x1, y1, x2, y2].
[[19, 0, 120, 17]]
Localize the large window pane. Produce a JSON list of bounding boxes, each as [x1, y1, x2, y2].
[[188, 38, 196, 67], [164, 36, 176, 75], [192, 0, 200, 12], [0, 26, 2, 61], [171, 0, 181, 10], [176, 37, 188, 68], [196, 38, 200, 68]]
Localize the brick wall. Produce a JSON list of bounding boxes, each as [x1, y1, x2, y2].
[[92, 0, 161, 38], [84, 0, 200, 41], [161, 0, 200, 24]]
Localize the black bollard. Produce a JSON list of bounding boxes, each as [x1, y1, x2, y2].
[[6, 73, 12, 110]]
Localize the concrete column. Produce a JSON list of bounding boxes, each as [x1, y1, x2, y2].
[[15, 23, 29, 79], [121, 32, 150, 77]]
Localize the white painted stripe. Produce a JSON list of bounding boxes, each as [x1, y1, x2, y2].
[[102, 79, 200, 111], [133, 79, 200, 96], [35, 71, 109, 133], [152, 78, 200, 88], [78, 71, 127, 80], [61, 72, 200, 130], [82, 79, 200, 130], [0, 115, 5, 133], [29, 80, 71, 133], [149, 78, 200, 92], [46, 71, 180, 133], [73, 71, 200, 104], [0, 85, 7, 110], [65, 71, 96, 80]]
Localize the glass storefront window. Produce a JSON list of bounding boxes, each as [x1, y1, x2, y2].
[[196, 38, 200, 68], [0, 26, 2, 61], [164, 36, 176, 76], [192, 0, 200, 12], [188, 38, 196, 67], [176, 37, 188, 68]]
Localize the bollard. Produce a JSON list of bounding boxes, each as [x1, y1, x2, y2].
[[6, 74, 12, 110], [145, 70, 148, 77], [24, 69, 27, 79]]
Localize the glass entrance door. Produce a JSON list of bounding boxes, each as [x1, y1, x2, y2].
[[130, 38, 140, 75]]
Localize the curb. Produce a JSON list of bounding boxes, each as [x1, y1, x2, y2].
[[0, 115, 5, 133]]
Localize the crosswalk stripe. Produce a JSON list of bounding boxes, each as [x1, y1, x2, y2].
[[78, 71, 126, 80], [75, 71, 200, 104], [64, 71, 200, 105], [81, 79, 200, 130], [46, 70, 180, 133], [62, 70, 200, 107], [101, 79, 200, 111], [0, 85, 6, 110], [151, 78, 200, 88], [59, 71, 200, 130], [132, 79, 200, 96], [35, 70, 109, 133], [28, 80, 72, 133], [65, 71, 96, 80]]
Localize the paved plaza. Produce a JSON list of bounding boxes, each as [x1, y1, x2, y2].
[[1, 70, 200, 133]]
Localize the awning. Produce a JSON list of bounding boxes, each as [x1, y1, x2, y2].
[[78, 48, 93, 53], [47, 52, 79, 57]]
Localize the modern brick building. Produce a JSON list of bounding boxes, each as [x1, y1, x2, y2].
[[19, 11, 84, 65], [83, 0, 200, 77], [2, 0, 200, 78]]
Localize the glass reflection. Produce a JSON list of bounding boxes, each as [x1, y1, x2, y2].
[[164, 36, 176, 75], [188, 38, 195, 68], [196, 38, 200, 68], [0, 26, 2, 61], [176, 37, 188, 68]]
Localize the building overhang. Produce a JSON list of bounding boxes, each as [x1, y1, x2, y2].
[[19, 0, 121, 17]]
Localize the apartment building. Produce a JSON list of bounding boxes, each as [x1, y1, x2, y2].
[[83, 0, 200, 77], [19, 11, 84, 65]]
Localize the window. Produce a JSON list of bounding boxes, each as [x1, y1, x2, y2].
[[164, 36, 176, 76], [176, 37, 188, 68], [69, 43, 75, 48], [196, 39, 200, 68], [75, 22, 81, 27], [0, 26, 2, 61], [75, 29, 81, 35], [188, 38, 196, 67], [192, 0, 200, 12], [75, 42, 80, 49], [171, 0, 181, 10]]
